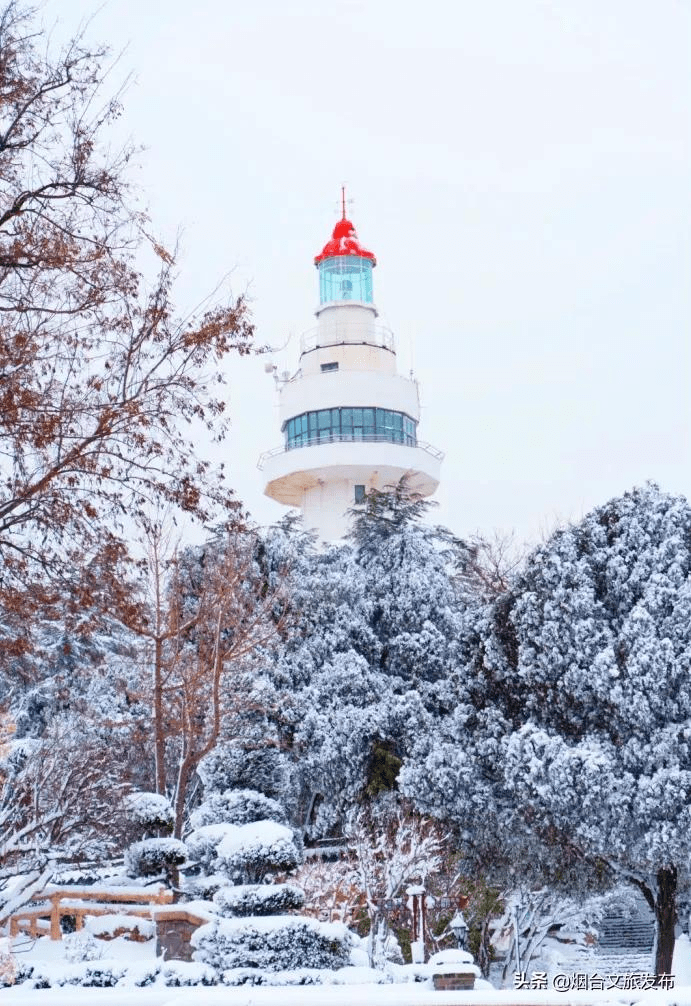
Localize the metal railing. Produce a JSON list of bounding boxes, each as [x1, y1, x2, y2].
[[300, 322, 395, 356], [257, 435, 444, 470]]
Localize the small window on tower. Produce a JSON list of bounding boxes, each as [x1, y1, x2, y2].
[[354, 484, 366, 504], [321, 361, 339, 373]]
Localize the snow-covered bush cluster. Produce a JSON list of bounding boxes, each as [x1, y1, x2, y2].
[[213, 882, 305, 917], [192, 915, 353, 971], [186, 808, 302, 884], [190, 788, 287, 828], [124, 791, 174, 836], [218, 965, 389, 987], [216, 820, 300, 884], [48, 962, 128, 987], [161, 961, 217, 986], [180, 786, 348, 975], [124, 837, 187, 879], [15, 959, 214, 989]]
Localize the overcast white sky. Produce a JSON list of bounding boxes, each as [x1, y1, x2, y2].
[[50, 0, 691, 546]]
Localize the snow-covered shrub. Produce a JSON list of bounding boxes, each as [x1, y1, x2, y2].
[[385, 962, 436, 983], [125, 836, 187, 882], [182, 872, 229, 900], [198, 744, 287, 800], [190, 788, 287, 828], [28, 968, 51, 989], [78, 963, 128, 987], [64, 932, 104, 963], [217, 965, 390, 987], [186, 823, 238, 873], [221, 967, 323, 985], [328, 967, 392, 984], [216, 820, 301, 883], [192, 915, 352, 971], [214, 883, 305, 917], [162, 961, 217, 986], [125, 791, 174, 836], [59, 961, 127, 987], [3, 961, 35, 987], [117, 962, 161, 987]]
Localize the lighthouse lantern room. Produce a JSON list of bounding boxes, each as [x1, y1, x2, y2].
[[259, 197, 443, 541]]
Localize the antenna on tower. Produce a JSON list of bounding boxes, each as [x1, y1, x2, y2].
[[336, 183, 354, 219]]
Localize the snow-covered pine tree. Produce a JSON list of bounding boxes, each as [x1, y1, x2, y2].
[[260, 482, 482, 837], [408, 484, 691, 976], [346, 479, 480, 719], [253, 524, 374, 832]]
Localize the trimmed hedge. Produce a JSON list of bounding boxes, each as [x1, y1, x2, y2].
[[214, 883, 305, 917], [192, 915, 352, 971]]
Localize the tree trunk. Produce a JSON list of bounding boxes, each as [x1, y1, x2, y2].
[[373, 916, 389, 969], [173, 755, 195, 839], [154, 636, 165, 795], [366, 909, 380, 968], [478, 916, 493, 978], [655, 866, 677, 976]]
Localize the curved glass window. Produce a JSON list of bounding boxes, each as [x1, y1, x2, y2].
[[318, 256, 373, 304], [283, 407, 417, 450]]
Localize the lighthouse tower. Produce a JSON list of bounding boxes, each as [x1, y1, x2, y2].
[[260, 200, 443, 541]]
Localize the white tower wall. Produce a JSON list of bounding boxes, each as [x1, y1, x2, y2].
[[278, 370, 420, 425]]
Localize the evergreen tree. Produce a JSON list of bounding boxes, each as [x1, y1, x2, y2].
[[405, 484, 691, 975], [261, 483, 482, 835]]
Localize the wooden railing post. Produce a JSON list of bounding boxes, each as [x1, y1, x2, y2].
[[50, 895, 61, 940]]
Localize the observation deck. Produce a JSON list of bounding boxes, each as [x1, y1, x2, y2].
[[259, 436, 443, 508]]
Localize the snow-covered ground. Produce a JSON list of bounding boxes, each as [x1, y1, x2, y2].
[[4, 929, 691, 1006], [4, 985, 691, 1005]]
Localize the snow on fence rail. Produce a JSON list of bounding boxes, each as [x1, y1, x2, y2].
[[8, 884, 172, 940]]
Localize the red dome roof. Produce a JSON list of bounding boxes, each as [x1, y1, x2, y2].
[[314, 216, 376, 266]]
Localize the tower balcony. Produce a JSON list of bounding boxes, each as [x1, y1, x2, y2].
[[259, 437, 443, 508], [300, 319, 394, 357]]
